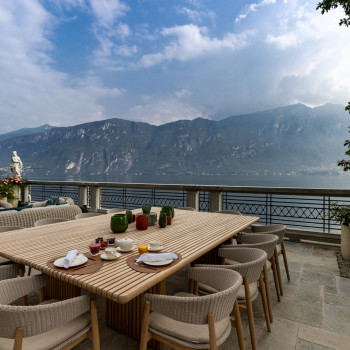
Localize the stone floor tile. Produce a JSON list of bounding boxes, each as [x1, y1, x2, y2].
[[298, 323, 350, 350], [323, 292, 350, 307], [323, 303, 350, 336], [300, 269, 336, 288], [312, 246, 339, 258], [323, 285, 338, 295], [336, 276, 350, 298], [295, 339, 334, 350], [294, 282, 323, 305]]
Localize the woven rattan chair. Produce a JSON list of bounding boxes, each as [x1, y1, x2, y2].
[[176, 207, 196, 211], [232, 233, 280, 327], [75, 212, 104, 219], [0, 274, 100, 349], [0, 264, 21, 281], [34, 218, 69, 227], [196, 248, 268, 350], [0, 227, 24, 266], [106, 208, 127, 214], [216, 210, 242, 215], [252, 224, 289, 295], [140, 267, 243, 350]]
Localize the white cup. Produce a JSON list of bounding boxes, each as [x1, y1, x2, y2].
[[149, 240, 162, 249], [105, 247, 116, 259]]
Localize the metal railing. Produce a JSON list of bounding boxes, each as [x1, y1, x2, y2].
[[25, 180, 350, 237]]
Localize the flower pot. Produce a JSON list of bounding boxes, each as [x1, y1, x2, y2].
[[7, 198, 18, 208], [341, 224, 350, 261]]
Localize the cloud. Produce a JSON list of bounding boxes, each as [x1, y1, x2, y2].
[[0, 1, 124, 132], [125, 95, 208, 125], [139, 24, 253, 67], [175, 89, 192, 99], [175, 7, 216, 23]]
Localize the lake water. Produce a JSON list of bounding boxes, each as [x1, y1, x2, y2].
[[29, 173, 350, 189]]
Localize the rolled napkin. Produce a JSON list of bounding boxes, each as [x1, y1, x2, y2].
[[136, 252, 178, 263], [63, 249, 78, 269]]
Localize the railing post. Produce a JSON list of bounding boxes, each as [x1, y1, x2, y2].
[[186, 190, 200, 211], [22, 184, 30, 203], [208, 191, 222, 212], [78, 186, 88, 207], [90, 186, 101, 210]]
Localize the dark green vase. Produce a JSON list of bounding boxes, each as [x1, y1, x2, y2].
[[110, 213, 128, 233], [142, 203, 152, 214], [126, 210, 133, 224], [161, 206, 174, 218], [159, 212, 167, 228]]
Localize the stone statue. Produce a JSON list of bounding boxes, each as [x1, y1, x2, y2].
[[10, 151, 23, 178]]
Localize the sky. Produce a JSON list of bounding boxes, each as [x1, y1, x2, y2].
[[0, 0, 349, 133]]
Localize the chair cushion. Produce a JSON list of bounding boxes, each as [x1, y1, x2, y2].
[[266, 260, 271, 271], [197, 282, 219, 295], [237, 282, 258, 301], [276, 244, 281, 255], [0, 312, 91, 350], [149, 311, 231, 344], [224, 258, 240, 266]]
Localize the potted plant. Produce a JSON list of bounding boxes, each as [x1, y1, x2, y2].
[[330, 202, 350, 260], [0, 176, 23, 207]]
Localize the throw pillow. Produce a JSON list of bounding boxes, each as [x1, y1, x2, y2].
[[16, 205, 33, 211], [0, 200, 13, 209], [48, 196, 60, 205], [45, 199, 55, 206], [56, 202, 67, 205]]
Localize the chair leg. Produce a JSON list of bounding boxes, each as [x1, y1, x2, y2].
[[270, 256, 281, 302], [90, 299, 100, 350], [13, 327, 23, 350], [232, 299, 246, 350], [27, 267, 32, 276], [274, 248, 283, 296], [263, 263, 273, 323], [259, 273, 271, 332], [208, 313, 218, 350], [281, 242, 291, 281], [140, 301, 151, 350], [243, 277, 257, 350]]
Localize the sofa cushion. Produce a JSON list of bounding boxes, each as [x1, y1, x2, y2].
[[0, 200, 12, 209], [0, 208, 17, 212]]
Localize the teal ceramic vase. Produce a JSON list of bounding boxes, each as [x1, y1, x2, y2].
[[148, 212, 157, 226], [110, 213, 128, 233], [159, 211, 167, 228]]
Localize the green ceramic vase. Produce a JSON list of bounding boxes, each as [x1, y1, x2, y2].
[[159, 211, 167, 228], [126, 210, 133, 224], [110, 213, 128, 233], [142, 203, 152, 214], [161, 206, 174, 218]]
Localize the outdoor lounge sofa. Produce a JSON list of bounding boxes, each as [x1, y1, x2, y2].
[[0, 197, 82, 228]]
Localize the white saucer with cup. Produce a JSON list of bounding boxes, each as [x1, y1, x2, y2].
[[102, 247, 119, 260], [148, 240, 163, 252]]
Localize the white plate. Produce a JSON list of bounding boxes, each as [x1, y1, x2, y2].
[[117, 246, 134, 253], [100, 252, 121, 260], [53, 254, 88, 268], [143, 259, 173, 266], [148, 245, 164, 252]]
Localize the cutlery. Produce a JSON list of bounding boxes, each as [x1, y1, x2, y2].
[[71, 262, 96, 271]]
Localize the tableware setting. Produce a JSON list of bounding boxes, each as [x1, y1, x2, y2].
[[117, 237, 134, 250], [101, 247, 121, 260], [89, 242, 101, 256], [53, 250, 88, 268], [137, 242, 148, 255], [136, 252, 178, 267], [148, 240, 163, 252]]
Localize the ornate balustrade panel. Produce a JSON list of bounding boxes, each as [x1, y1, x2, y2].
[[25, 180, 350, 235]]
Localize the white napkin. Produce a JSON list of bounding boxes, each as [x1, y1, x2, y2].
[[63, 249, 78, 269], [136, 252, 178, 263]]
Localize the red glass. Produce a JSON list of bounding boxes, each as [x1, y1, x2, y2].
[[89, 243, 101, 256], [136, 215, 148, 230], [100, 241, 108, 248], [167, 216, 172, 225]]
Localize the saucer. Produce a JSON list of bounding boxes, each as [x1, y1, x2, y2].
[[117, 246, 134, 253], [148, 245, 163, 252], [100, 252, 121, 260]]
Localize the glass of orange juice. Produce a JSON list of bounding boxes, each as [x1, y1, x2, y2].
[[137, 242, 148, 255]]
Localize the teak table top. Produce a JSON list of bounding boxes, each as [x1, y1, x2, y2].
[[0, 208, 259, 303]]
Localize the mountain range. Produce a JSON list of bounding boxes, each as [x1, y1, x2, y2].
[[0, 103, 349, 177]]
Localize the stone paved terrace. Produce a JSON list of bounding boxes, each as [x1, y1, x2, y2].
[[29, 241, 350, 349]]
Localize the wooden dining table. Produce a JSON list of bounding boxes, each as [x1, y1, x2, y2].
[[0, 208, 259, 339]]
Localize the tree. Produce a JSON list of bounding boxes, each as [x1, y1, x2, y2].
[[317, 1, 350, 170]]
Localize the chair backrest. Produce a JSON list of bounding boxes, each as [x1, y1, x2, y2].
[[0, 275, 90, 338], [0, 264, 20, 281], [0, 226, 24, 232], [251, 224, 286, 245], [216, 210, 242, 215], [145, 267, 242, 325], [176, 207, 196, 211], [199, 247, 267, 284], [34, 218, 69, 227], [106, 208, 127, 214], [235, 233, 279, 259], [75, 212, 103, 219]]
